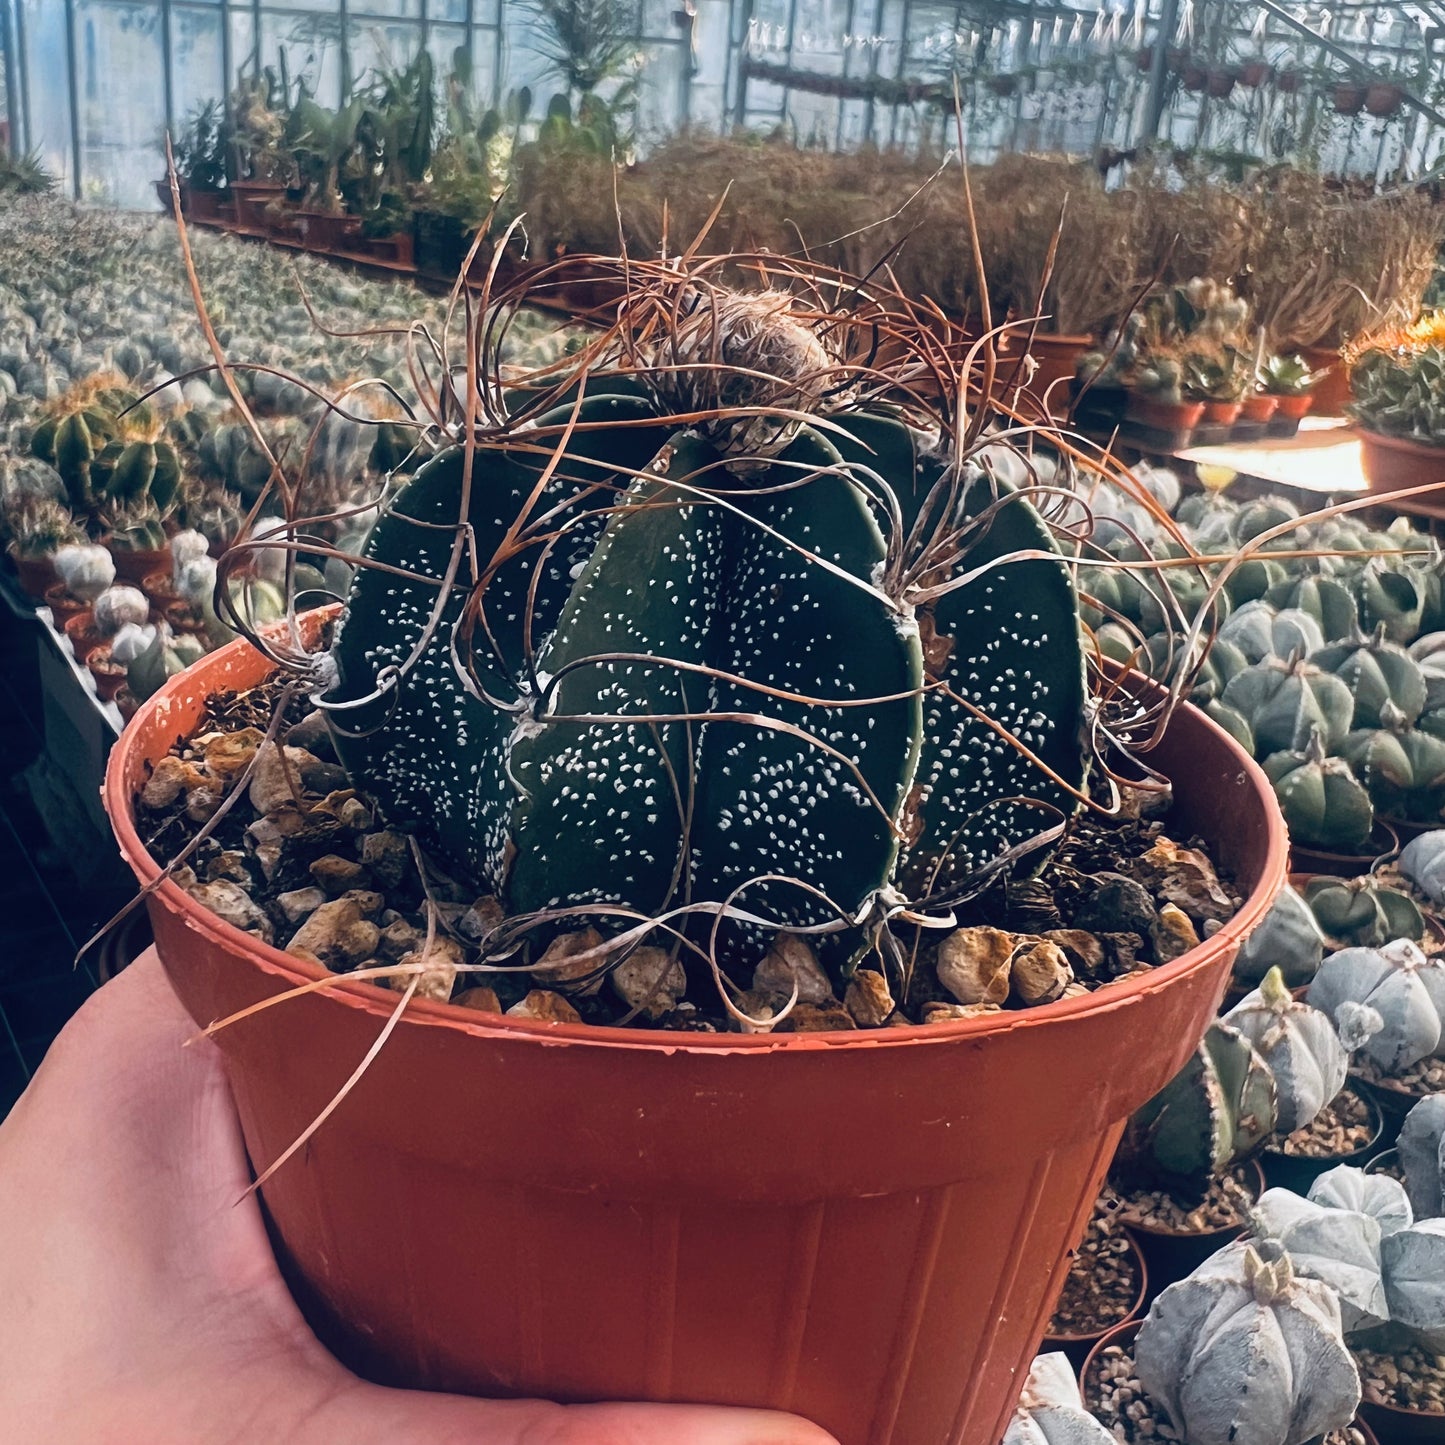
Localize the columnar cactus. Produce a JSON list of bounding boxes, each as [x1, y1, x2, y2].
[[324, 282, 1088, 934], [1134, 1241, 1360, 1445], [1308, 939, 1445, 1073]]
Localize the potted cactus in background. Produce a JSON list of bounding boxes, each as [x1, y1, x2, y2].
[[104, 249, 1288, 1444], [1349, 344, 1445, 497], [2, 493, 82, 597]]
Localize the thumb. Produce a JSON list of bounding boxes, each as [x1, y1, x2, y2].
[[306, 1377, 840, 1445]]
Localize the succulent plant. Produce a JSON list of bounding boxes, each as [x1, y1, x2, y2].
[[1304, 874, 1425, 947], [1380, 1217, 1445, 1348], [323, 281, 1089, 939], [1223, 968, 1350, 1134], [1252, 1185, 1388, 1333], [1232, 883, 1326, 988], [1119, 1020, 1276, 1182], [1134, 1240, 1360, 1445], [52, 541, 115, 602], [1262, 733, 1375, 852], [1221, 655, 1353, 757], [92, 584, 150, 638], [1308, 939, 1445, 1073], [124, 623, 205, 701], [1400, 828, 1445, 904], [1217, 601, 1323, 666], [1339, 713, 1445, 821], [1349, 344, 1445, 447], [1357, 560, 1424, 645], [1264, 573, 1359, 642], [2, 494, 81, 558], [1398, 1095, 1445, 1219], [1002, 1353, 1114, 1445], [169, 528, 210, 584], [103, 499, 170, 554], [1310, 624, 1427, 729], [1259, 353, 1320, 398], [1309, 1164, 1413, 1237]]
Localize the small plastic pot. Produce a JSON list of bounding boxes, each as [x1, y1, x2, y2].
[[111, 545, 171, 587], [62, 610, 102, 660], [1335, 83, 1368, 116], [141, 569, 180, 607], [1200, 399, 1243, 426], [1239, 393, 1279, 424], [10, 548, 58, 599], [1025, 334, 1094, 406], [87, 644, 129, 702], [1301, 346, 1352, 415], [1206, 66, 1237, 99], [43, 582, 90, 625], [1274, 393, 1315, 420], [1289, 819, 1400, 879], [1182, 64, 1208, 92], [1364, 82, 1405, 118], [1125, 393, 1205, 433], [1276, 68, 1302, 93], [1260, 1084, 1384, 1194], [1121, 1159, 1266, 1297], [1360, 430, 1445, 499], [1240, 60, 1272, 88], [1041, 1229, 1148, 1371]]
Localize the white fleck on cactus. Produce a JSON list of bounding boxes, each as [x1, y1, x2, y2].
[[1309, 1163, 1413, 1237], [92, 584, 149, 638], [1134, 1240, 1361, 1445], [1233, 885, 1326, 988], [1307, 939, 1445, 1072], [53, 541, 114, 602], [1002, 1353, 1114, 1445], [1381, 1217, 1445, 1349], [1252, 1186, 1388, 1333], [1399, 828, 1445, 905], [1223, 967, 1350, 1133], [1398, 1095, 1445, 1220], [169, 527, 210, 586]]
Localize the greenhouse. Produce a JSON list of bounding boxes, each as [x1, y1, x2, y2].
[[9, 3, 1445, 1443]]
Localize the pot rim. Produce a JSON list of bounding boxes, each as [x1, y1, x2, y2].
[[1358, 427, 1445, 457], [104, 611, 1288, 1057], [1260, 1080, 1384, 1163], [1041, 1228, 1149, 1345], [1114, 1157, 1266, 1241]]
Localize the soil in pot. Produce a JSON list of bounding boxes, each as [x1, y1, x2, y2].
[[1084, 1319, 1378, 1444], [1351, 1052, 1445, 1140], [142, 569, 181, 607], [1354, 1333, 1445, 1437], [43, 582, 90, 625], [1042, 1202, 1147, 1367], [1100, 1161, 1264, 1295], [1262, 1083, 1383, 1193]]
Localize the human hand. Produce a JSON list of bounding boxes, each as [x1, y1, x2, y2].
[[0, 949, 837, 1445]]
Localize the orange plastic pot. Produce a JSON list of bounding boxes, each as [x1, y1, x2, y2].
[[104, 615, 1287, 1445], [1273, 391, 1314, 420], [1302, 345, 1352, 414], [1023, 333, 1093, 410], [9, 547, 58, 599], [1360, 429, 1445, 498], [1200, 399, 1243, 426], [1239, 393, 1279, 424]]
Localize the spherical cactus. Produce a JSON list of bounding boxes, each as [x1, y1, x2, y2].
[[169, 528, 210, 584], [1262, 734, 1375, 852], [1310, 624, 1428, 729], [1221, 655, 1354, 756], [1266, 574, 1360, 643], [1204, 697, 1256, 756], [108, 620, 157, 666], [1134, 1240, 1360, 1445], [1223, 968, 1349, 1134], [1304, 875, 1426, 948], [1358, 560, 1424, 645], [1399, 829, 1445, 905], [1309, 1164, 1413, 1237], [1120, 1020, 1277, 1182], [92, 584, 149, 638], [1002, 1353, 1115, 1445], [1339, 715, 1445, 822], [1232, 883, 1325, 988], [1308, 939, 1445, 1073], [1381, 1217, 1445, 1349], [1398, 1095, 1445, 1220], [53, 541, 115, 602], [125, 624, 205, 701], [1252, 1185, 1388, 1333], [1217, 601, 1323, 667]]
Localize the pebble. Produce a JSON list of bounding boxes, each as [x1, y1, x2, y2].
[[458, 895, 505, 944], [532, 927, 607, 996], [845, 968, 895, 1026], [202, 727, 263, 779], [752, 933, 836, 1005], [284, 710, 338, 762], [285, 898, 380, 970], [1011, 940, 1072, 1006], [393, 935, 464, 1002], [1149, 904, 1200, 965], [141, 754, 204, 809], [275, 885, 326, 926], [309, 854, 370, 893], [1100, 1166, 1256, 1234], [184, 786, 223, 824], [1136, 837, 1237, 924], [609, 946, 687, 1019], [936, 926, 1016, 1006], [358, 829, 411, 889], [1074, 874, 1157, 936], [1273, 1086, 1375, 1158], [177, 876, 273, 944], [1043, 928, 1107, 980], [377, 917, 423, 962], [341, 888, 384, 919], [1353, 1341, 1445, 1415], [921, 1001, 1002, 1022], [204, 850, 252, 886], [247, 744, 318, 816], [506, 989, 582, 1024], [453, 985, 502, 1013], [1354, 1052, 1445, 1097], [779, 1001, 856, 1032]]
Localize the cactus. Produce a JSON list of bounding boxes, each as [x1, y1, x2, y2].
[[1339, 712, 1445, 821], [1221, 655, 1354, 756], [1252, 1185, 1389, 1333], [1204, 697, 1256, 755], [1120, 1020, 1277, 1182], [169, 528, 210, 584], [52, 541, 114, 602], [1259, 353, 1320, 397], [1304, 874, 1426, 947], [1400, 828, 1445, 904], [1217, 601, 1323, 666], [1262, 733, 1375, 852], [1134, 1240, 1360, 1445], [1264, 573, 1359, 642], [1002, 1354, 1114, 1445], [1357, 560, 1424, 645], [1232, 884, 1325, 988], [1399, 1095, 1445, 1219], [92, 584, 149, 638], [124, 623, 205, 701], [1380, 1217, 1445, 1349], [1309, 1164, 1413, 1237], [2, 494, 80, 558], [1223, 968, 1350, 1134], [324, 292, 1088, 933], [103, 499, 169, 555], [1308, 939, 1445, 1073], [1310, 624, 1427, 729]]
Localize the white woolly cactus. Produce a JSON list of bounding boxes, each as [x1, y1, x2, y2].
[[1398, 1094, 1445, 1219], [53, 541, 114, 602], [1002, 1353, 1114, 1445], [92, 584, 149, 638], [1134, 1240, 1360, 1445], [1223, 967, 1352, 1133], [1308, 939, 1445, 1072], [1232, 885, 1325, 988], [108, 620, 157, 665], [169, 527, 210, 586]]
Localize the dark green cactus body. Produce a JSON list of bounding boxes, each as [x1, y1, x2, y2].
[[1221, 654, 1354, 756], [329, 394, 1085, 929], [1263, 737, 1374, 851], [1265, 573, 1359, 642], [1310, 625, 1427, 730]]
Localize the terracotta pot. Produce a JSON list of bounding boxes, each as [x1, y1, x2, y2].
[[231, 180, 286, 234], [1125, 393, 1205, 434], [1200, 399, 1243, 426], [1135, 45, 1155, 74], [141, 569, 180, 607], [1364, 82, 1404, 118], [43, 582, 90, 625], [1273, 391, 1315, 420], [1182, 64, 1208, 92], [111, 545, 170, 587], [1276, 67, 1301, 93], [1360, 429, 1445, 498], [87, 644, 129, 702], [1301, 345, 1352, 415], [1289, 819, 1399, 878], [104, 612, 1287, 1445], [1082, 1321, 1381, 1444], [62, 611, 100, 660], [1335, 83, 1367, 115], [1121, 1159, 1266, 1296], [1359, 1384, 1445, 1442], [1260, 1084, 1384, 1194], [1239, 393, 1279, 424], [1024, 333, 1094, 406], [1240, 60, 1272, 88], [1206, 67, 1237, 99], [10, 548, 59, 599], [1041, 1229, 1148, 1371]]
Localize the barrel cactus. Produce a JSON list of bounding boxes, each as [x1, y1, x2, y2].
[[53, 541, 114, 602], [1304, 874, 1425, 947], [1262, 733, 1374, 852], [1265, 573, 1359, 642], [1119, 1020, 1277, 1182], [1232, 883, 1325, 988], [1339, 710, 1445, 821], [1134, 1240, 1360, 1445], [1223, 968, 1351, 1134], [1381, 1217, 1445, 1348], [1308, 939, 1445, 1073], [1400, 828, 1445, 904], [319, 273, 1089, 954], [1221, 654, 1354, 756], [92, 584, 150, 638], [1309, 1164, 1413, 1237], [1003, 1353, 1114, 1445], [1218, 601, 1323, 666]]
